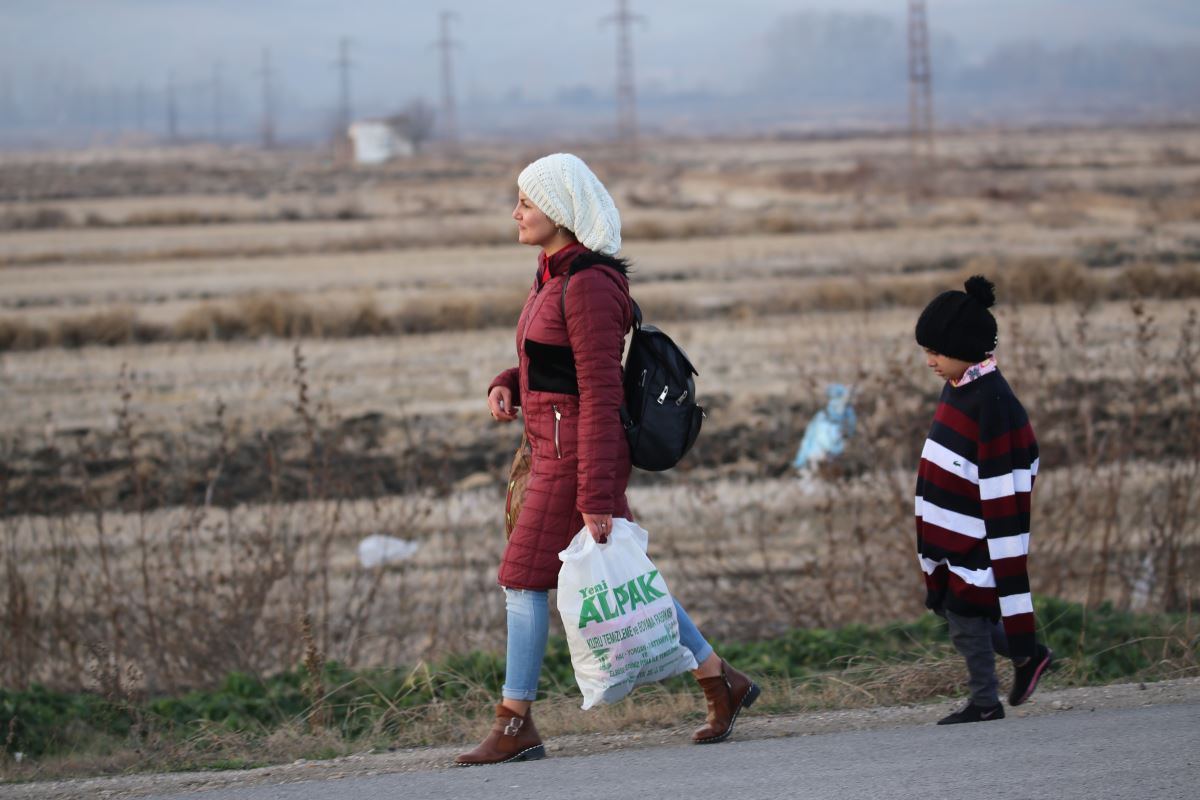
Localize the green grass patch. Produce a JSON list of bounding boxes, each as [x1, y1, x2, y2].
[[1, 597, 1195, 772]]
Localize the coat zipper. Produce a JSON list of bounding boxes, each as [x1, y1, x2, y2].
[[552, 404, 562, 459]]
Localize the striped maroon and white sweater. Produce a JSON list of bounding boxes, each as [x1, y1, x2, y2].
[[915, 368, 1040, 658]]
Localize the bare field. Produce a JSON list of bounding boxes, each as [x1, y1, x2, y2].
[[0, 299, 1192, 439], [4, 220, 1197, 315], [1, 126, 1198, 692]]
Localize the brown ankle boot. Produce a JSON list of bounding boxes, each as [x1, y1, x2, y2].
[[692, 659, 761, 744], [455, 704, 545, 766]]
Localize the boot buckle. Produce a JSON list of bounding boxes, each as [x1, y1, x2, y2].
[[502, 717, 524, 736]]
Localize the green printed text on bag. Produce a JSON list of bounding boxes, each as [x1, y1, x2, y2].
[[576, 571, 667, 627]]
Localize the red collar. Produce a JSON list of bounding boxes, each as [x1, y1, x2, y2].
[[537, 242, 588, 287]]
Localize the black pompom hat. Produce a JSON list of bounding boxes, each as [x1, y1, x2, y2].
[[915, 275, 999, 363]]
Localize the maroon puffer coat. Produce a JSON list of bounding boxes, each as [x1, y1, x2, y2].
[[489, 242, 635, 590]]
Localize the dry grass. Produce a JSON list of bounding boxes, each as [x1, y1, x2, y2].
[[0, 658, 961, 782], [3, 259, 1198, 352], [2, 299, 1196, 697], [5, 626, 1196, 782], [0, 204, 371, 232]]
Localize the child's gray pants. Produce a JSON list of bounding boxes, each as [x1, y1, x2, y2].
[[936, 606, 1011, 706]]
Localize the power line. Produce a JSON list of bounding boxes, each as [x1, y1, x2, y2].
[[257, 47, 276, 149], [109, 85, 124, 134], [0, 72, 13, 128], [136, 82, 147, 132], [907, 0, 935, 200], [603, 0, 644, 153], [212, 61, 224, 143], [165, 70, 178, 143], [434, 11, 459, 147], [334, 37, 353, 135]]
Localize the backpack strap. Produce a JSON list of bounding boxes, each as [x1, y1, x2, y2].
[[560, 255, 639, 432], [560, 255, 640, 330]]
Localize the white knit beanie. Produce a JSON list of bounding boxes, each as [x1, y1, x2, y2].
[[517, 153, 622, 256]]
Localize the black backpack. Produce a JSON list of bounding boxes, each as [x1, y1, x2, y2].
[[562, 259, 704, 471]]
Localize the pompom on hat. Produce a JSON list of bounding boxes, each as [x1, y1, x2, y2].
[[517, 153, 622, 256], [915, 275, 999, 363]]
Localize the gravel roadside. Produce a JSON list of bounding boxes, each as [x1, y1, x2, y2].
[[4, 677, 1198, 800]]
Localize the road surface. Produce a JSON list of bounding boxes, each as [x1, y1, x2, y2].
[[134, 699, 1198, 800]]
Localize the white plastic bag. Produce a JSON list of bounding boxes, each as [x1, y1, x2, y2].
[[557, 518, 698, 709], [357, 535, 420, 568]]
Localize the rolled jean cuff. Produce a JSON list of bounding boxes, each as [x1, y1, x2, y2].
[[674, 598, 713, 665], [688, 640, 714, 665]]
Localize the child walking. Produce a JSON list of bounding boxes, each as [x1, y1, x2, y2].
[[913, 275, 1053, 724]]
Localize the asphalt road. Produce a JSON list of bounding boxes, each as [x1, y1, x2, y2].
[[139, 700, 1199, 800]]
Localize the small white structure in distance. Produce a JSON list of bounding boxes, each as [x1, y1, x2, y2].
[[347, 120, 415, 165], [358, 534, 420, 568]]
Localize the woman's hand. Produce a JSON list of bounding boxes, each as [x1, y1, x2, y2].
[[582, 512, 613, 544], [488, 386, 518, 423]]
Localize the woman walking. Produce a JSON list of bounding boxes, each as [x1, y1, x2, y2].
[[456, 153, 760, 766]]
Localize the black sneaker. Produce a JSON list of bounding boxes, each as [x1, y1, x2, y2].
[[937, 701, 1005, 725], [1009, 644, 1053, 706]]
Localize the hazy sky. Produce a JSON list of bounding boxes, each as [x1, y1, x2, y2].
[[3, 1, 1198, 130]]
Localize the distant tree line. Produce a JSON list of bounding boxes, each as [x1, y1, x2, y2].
[[759, 12, 1200, 108]]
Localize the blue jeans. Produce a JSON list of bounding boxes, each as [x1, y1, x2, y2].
[[501, 587, 715, 701]]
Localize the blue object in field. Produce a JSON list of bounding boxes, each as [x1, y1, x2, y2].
[[792, 384, 857, 470]]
